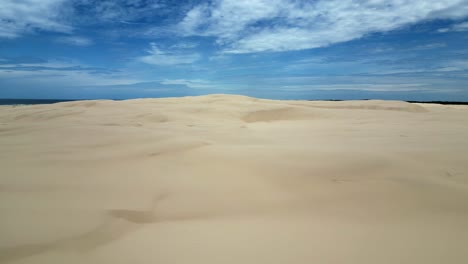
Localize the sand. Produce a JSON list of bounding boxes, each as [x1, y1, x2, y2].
[[0, 94, 468, 264]]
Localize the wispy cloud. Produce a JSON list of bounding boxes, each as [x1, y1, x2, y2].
[[161, 79, 217, 89], [0, 0, 168, 39], [366, 59, 468, 75], [0, 0, 71, 38], [138, 42, 200, 66], [411, 43, 447, 50], [178, 0, 468, 53], [279, 83, 430, 92], [56, 36, 93, 46], [67, 0, 165, 24], [436, 60, 468, 72], [169, 42, 198, 49], [438, 21, 468, 32], [0, 59, 138, 86]]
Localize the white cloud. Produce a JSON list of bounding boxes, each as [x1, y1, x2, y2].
[[438, 21, 468, 32], [282, 83, 427, 92], [411, 43, 447, 50], [170, 42, 198, 49], [373, 59, 468, 74], [0, 0, 165, 38], [178, 0, 283, 42], [0, 0, 71, 38], [278, 83, 462, 93], [68, 0, 164, 24], [138, 43, 200, 66], [56, 36, 93, 46], [0, 60, 138, 86], [161, 79, 217, 89], [437, 60, 468, 71], [178, 0, 468, 53]]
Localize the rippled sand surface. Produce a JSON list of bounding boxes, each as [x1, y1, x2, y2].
[[1, 94, 468, 264]]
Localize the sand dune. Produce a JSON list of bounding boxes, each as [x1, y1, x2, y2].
[[1, 94, 468, 264]]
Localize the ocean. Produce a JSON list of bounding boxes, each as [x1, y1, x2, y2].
[[0, 98, 466, 106], [0, 99, 77, 106]]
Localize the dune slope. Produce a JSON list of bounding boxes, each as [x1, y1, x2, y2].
[[1, 94, 468, 264]]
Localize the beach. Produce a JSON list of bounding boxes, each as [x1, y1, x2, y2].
[[1, 94, 468, 263]]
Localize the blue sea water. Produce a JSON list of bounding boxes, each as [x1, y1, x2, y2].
[[0, 99, 77, 105], [0, 98, 466, 106]]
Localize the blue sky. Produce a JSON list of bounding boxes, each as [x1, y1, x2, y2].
[[1, 0, 468, 100]]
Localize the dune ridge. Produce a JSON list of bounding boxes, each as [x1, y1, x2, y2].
[[1, 94, 468, 264]]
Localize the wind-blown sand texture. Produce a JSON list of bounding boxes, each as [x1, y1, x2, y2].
[[1, 94, 468, 264]]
